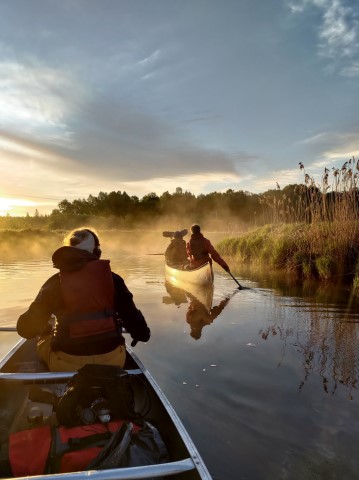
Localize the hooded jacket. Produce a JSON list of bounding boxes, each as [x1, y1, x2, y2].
[[186, 233, 229, 271], [17, 247, 150, 355], [164, 238, 188, 266]]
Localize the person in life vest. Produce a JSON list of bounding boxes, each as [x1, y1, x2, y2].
[[186, 224, 230, 272], [17, 228, 150, 372], [164, 230, 188, 267]]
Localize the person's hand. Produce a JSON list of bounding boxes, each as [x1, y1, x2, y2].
[[131, 327, 151, 347]]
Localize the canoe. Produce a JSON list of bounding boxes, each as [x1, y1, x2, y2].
[[0, 336, 213, 480], [165, 261, 214, 288]]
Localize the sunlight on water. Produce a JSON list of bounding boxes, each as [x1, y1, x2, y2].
[[1, 232, 359, 480]]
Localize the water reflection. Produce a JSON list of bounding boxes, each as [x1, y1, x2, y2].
[[258, 297, 359, 399], [186, 294, 231, 340], [163, 281, 235, 340]]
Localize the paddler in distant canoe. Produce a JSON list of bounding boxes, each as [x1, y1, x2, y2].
[[186, 224, 230, 272], [164, 229, 189, 268]]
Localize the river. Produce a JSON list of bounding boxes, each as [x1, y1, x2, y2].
[[1, 230, 359, 479]]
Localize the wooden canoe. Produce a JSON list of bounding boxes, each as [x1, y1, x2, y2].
[[0, 336, 213, 480], [165, 261, 214, 288]]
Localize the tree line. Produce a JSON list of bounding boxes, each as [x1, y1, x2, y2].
[[2, 156, 359, 232]]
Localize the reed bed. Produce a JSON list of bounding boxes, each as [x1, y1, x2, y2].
[[217, 157, 359, 287]]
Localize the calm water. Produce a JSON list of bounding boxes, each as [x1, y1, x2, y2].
[[1, 231, 359, 480]]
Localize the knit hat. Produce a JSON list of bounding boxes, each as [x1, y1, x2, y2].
[[64, 229, 97, 253], [73, 234, 96, 253], [173, 231, 182, 238]]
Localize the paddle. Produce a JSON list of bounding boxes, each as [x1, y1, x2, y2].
[[227, 270, 243, 290], [0, 327, 18, 332]]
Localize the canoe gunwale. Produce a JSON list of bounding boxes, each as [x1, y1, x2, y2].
[[10, 458, 196, 480]]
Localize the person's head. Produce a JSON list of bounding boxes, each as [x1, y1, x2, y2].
[[191, 224, 201, 234], [63, 228, 102, 258], [173, 230, 182, 239]]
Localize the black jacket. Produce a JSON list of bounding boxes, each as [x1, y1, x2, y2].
[[165, 238, 188, 265], [17, 247, 150, 355]]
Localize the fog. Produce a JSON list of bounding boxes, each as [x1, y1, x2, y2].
[[0, 220, 238, 262]]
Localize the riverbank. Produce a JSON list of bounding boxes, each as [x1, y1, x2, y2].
[[216, 222, 359, 287]]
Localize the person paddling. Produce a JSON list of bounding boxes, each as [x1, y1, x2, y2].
[[186, 224, 230, 272], [17, 227, 150, 372]]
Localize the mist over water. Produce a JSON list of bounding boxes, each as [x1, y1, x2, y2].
[[1, 230, 359, 479]]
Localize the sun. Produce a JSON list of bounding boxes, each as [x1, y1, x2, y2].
[[0, 198, 11, 216], [0, 197, 38, 216]]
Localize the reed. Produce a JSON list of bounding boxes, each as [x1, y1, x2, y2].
[[217, 157, 359, 282]]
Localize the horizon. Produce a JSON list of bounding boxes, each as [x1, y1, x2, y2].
[[1, 0, 358, 216]]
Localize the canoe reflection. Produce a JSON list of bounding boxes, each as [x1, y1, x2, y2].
[[163, 281, 232, 340]]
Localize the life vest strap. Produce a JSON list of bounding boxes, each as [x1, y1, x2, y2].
[[61, 309, 116, 324]]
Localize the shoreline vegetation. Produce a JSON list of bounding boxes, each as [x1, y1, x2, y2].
[[1, 158, 359, 293]]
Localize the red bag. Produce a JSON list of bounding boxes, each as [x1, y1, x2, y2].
[[9, 426, 52, 476], [9, 421, 133, 476]]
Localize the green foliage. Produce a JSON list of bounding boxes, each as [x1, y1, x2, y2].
[[217, 221, 359, 282], [353, 275, 359, 297], [315, 256, 336, 279]]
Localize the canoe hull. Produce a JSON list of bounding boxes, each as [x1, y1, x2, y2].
[[165, 261, 214, 288]]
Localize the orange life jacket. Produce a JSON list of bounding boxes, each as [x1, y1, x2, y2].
[[56, 260, 118, 346], [189, 234, 210, 261]]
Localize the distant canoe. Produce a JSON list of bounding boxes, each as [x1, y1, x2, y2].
[[165, 261, 214, 288]]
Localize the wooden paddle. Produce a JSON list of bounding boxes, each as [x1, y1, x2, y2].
[[0, 327, 18, 332], [227, 270, 243, 289]]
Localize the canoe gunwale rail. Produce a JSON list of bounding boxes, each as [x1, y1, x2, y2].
[[7, 458, 197, 480]]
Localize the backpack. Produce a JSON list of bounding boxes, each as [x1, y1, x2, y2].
[[55, 364, 148, 427]]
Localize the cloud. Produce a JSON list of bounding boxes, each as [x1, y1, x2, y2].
[[0, 95, 255, 209], [286, 0, 359, 76], [295, 128, 359, 181], [318, 0, 358, 59], [254, 126, 359, 192], [0, 50, 256, 186], [301, 129, 359, 158], [341, 61, 359, 76], [1, 91, 253, 183], [0, 59, 81, 145], [253, 168, 305, 192]]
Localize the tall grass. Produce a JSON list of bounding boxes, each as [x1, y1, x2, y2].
[[218, 157, 359, 281]]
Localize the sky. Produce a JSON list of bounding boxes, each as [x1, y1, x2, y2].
[[0, 0, 358, 216]]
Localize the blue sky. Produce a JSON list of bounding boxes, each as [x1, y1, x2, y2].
[[0, 0, 358, 215]]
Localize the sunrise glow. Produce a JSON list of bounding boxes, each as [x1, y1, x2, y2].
[[0, 197, 37, 216]]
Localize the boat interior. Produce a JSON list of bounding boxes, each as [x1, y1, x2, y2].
[[0, 338, 209, 479]]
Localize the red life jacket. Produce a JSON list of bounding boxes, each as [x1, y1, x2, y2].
[[189, 233, 209, 261], [56, 260, 117, 344]]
